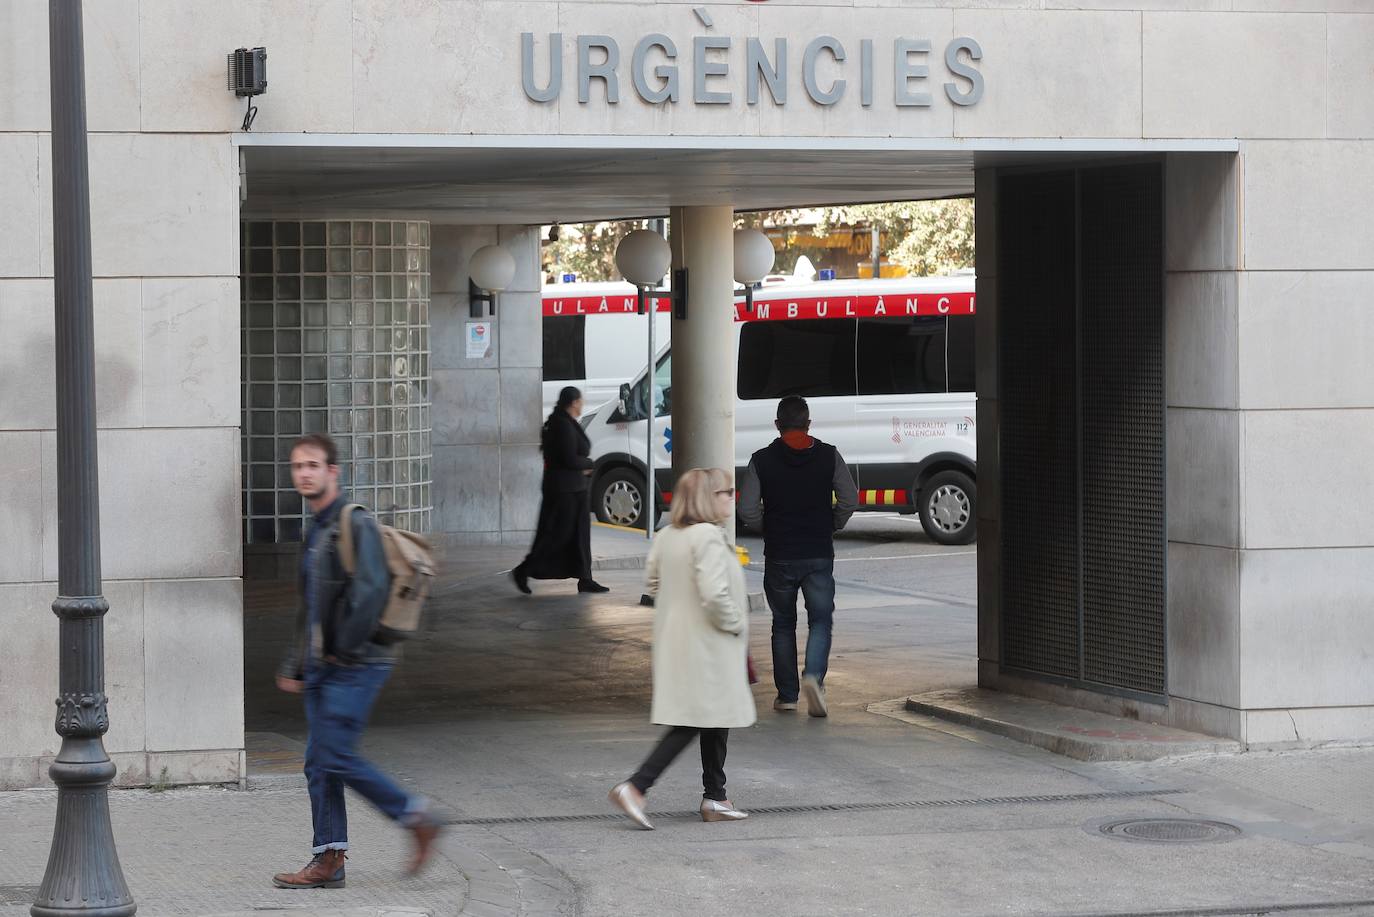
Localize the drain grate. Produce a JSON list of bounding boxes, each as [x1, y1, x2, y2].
[[0, 886, 40, 906], [448, 788, 1184, 826], [1099, 818, 1240, 844]]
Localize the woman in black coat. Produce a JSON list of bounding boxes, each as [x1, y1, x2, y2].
[[512, 386, 610, 595]]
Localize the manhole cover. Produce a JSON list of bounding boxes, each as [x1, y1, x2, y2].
[[1099, 818, 1241, 844], [0, 886, 40, 906]]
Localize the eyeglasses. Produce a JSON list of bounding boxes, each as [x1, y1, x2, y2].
[[715, 488, 735, 497]]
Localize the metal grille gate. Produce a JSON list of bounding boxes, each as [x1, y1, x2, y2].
[[997, 163, 1166, 698]]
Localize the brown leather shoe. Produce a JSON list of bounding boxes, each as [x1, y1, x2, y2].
[[406, 815, 443, 875], [272, 850, 346, 889]]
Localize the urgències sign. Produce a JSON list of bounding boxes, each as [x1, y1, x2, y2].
[[521, 32, 984, 108]]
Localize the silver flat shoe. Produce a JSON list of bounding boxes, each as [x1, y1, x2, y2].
[[700, 798, 749, 822], [609, 781, 654, 830]]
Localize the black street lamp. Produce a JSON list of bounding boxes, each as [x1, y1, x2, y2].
[[31, 2, 136, 915]]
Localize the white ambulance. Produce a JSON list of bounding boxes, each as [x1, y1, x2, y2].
[[541, 281, 671, 416], [543, 275, 978, 546]]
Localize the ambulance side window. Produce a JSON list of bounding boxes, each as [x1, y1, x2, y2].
[[737, 320, 857, 400], [856, 317, 946, 395], [542, 316, 585, 381]]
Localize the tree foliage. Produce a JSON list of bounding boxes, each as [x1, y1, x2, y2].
[[815, 198, 974, 277], [540, 198, 974, 283], [541, 220, 649, 283]]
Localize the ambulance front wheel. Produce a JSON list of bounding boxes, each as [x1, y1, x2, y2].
[[593, 467, 647, 530], [917, 470, 977, 546]]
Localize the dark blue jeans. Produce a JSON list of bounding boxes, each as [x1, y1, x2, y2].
[[304, 662, 415, 852], [764, 558, 836, 703]]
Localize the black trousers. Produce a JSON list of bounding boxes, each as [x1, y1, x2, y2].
[[629, 726, 729, 802], [518, 488, 592, 581]]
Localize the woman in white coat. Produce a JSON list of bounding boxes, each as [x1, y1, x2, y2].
[[609, 468, 757, 829]]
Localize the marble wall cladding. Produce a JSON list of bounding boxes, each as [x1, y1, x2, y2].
[[1164, 153, 1239, 274], [431, 226, 498, 297], [501, 443, 545, 535], [1243, 141, 1374, 271], [1329, 14, 1374, 140], [1143, 12, 1326, 139], [433, 444, 502, 534], [429, 225, 546, 536], [0, 435, 43, 583], [144, 579, 245, 753], [0, 135, 42, 278], [951, 9, 1142, 139], [498, 228, 542, 295], [433, 369, 501, 445], [496, 291, 544, 371], [1242, 409, 1374, 550], [1238, 271, 1374, 410], [0, 279, 143, 431], [143, 278, 241, 428], [1166, 545, 1241, 708], [500, 368, 545, 446], [0, 0, 141, 133], [40, 428, 241, 582], [1238, 547, 1374, 710], [139, 0, 354, 133], [1166, 409, 1240, 549], [240, 220, 433, 542], [99, 580, 149, 758], [7, 0, 1374, 147], [0, 583, 64, 760], [352, 0, 561, 135], [1164, 271, 1238, 410], [45, 134, 240, 279]]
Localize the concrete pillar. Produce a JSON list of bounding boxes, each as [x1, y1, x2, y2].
[[669, 205, 736, 522], [430, 224, 543, 544]]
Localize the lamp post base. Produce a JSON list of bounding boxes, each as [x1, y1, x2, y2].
[[31, 744, 136, 917]]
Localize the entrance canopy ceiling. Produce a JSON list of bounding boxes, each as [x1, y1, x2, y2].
[[237, 136, 1238, 225]]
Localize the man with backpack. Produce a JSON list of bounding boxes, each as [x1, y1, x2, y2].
[[738, 397, 859, 718], [272, 433, 441, 889]]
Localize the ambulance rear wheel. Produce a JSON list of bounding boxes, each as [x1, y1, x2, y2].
[[917, 470, 977, 546], [594, 467, 646, 529]]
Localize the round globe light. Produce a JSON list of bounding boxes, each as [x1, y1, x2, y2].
[[733, 228, 775, 285], [469, 244, 516, 292], [615, 229, 672, 287]]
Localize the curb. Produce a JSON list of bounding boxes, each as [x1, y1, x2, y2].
[[902, 689, 1243, 762], [591, 554, 646, 571]]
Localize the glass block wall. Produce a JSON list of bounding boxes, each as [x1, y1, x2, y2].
[[240, 219, 433, 543]]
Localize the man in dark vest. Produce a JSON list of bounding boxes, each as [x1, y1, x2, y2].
[[738, 396, 859, 717]]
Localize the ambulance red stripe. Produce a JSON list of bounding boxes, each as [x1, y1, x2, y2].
[[541, 291, 975, 320]]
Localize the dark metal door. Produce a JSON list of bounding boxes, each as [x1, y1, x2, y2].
[[997, 163, 1166, 699]]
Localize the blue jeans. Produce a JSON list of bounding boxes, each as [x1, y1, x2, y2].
[[764, 558, 836, 703], [304, 663, 415, 853]]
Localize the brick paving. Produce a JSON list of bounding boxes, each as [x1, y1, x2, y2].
[[0, 786, 469, 917]]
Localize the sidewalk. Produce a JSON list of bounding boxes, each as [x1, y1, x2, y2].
[[433, 523, 656, 588], [4, 539, 1373, 917]]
